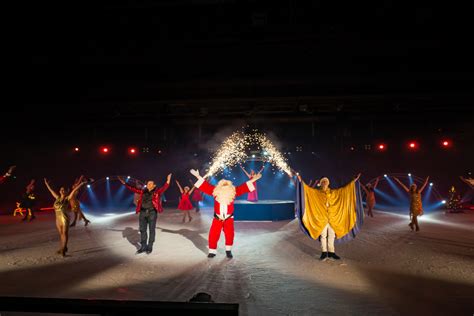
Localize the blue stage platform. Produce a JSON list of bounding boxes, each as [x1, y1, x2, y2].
[[233, 200, 295, 221]]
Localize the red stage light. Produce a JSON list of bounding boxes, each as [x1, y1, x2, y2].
[[101, 147, 109, 153], [409, 142, 417, 149], [442, 140, 450, 147], [74, 147, 79, 152], [129, 148, 137, 154], [378, 144, 386, 150]]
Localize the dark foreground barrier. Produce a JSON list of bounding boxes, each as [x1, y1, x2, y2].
[[0, 295, 239, 315]]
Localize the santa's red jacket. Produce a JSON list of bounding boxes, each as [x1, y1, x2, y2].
[[194, 178, 255, 220], [125, 182, 169, 213]]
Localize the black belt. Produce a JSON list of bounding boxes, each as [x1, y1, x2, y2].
[[141, 208, 156, 212], [214, 213, 233, 221]]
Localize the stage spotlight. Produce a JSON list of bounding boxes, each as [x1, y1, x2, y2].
[[408, 173, 412, 177], [127, 176, 130, 179], [87, 184, 91, 188], [129, 148, 137, 154], [430, 182, 433, 186], [377, 143, 386, 151], [252, 154, 255, 158], [441, 139, 452, 148], [442, 200, 446, 204], [106, 177, 110, 180], [74, 147, 80, 152], [384, 174, 388, 177], [101, 147, 109, 153], [408, 142, 418, 149]]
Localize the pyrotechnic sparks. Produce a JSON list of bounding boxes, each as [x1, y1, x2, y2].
[[204, 132, 248, 177], [257, 133, 292, 176], [204, 130, 293, 177]]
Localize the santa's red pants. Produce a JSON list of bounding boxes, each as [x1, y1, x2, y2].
[[208, 217, 234, 253]]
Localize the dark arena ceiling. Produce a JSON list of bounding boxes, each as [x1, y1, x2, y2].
[[11, 1, 474, 132]]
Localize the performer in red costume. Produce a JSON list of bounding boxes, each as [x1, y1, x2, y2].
[[190, 169, 262, 258]]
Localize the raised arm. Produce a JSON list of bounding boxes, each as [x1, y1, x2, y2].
[[0, 166, 15, 184], [419, 176, 430, 193], [240, 165, 251, 178], [361, 183, 369, 194], [6, 165, 16, 176], [257, 164, 265, 174], [308, 179, 314, 187], [72, 175, 85, 189], [175, 180, 184, 194], [156, 173, 172, 194], [44, 178, 59, 199], [188, 186, 195, 195], [118, 176, 142, 193], [249, 173, 262, 183], [460, 176, 474, 189], [354, 173, 361, 182], [68, 181, 86, 200], [393, 177, 409, 192], [373, 177, 380, 189], [190, 169, 215, 195]]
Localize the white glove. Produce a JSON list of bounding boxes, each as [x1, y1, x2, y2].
[[190, 169, 201, 178]]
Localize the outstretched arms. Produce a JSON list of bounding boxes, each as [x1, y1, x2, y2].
[[156, 173, 172, 194], [190, 169, 214, 195], [361, 183, 369, 194], [249, 173, 262, 183], [419, 176, 430, 193], [0, 166, 15, 184], [44, 178, 59, 199], [118, 176, 142, 193], [257, 164, 265, 174], [240, 165, 251, 178], [393, 177, 409, 192], [175, 180, 184, 194], [5, 165, 15, 176], [68, 181, 86, 200], [374, 177, 380, 189], [460, 176, 474, 189]]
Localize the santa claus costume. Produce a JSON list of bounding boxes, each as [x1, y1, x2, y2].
[[191, 169, 261, 258]]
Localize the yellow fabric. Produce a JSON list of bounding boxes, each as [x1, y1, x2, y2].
[[302, 181, 357, 239]]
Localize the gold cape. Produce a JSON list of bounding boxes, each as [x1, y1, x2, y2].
[[302, 181, 357, 239]]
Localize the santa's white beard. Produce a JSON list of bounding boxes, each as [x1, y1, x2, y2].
[[213, 181, 236, 205]]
